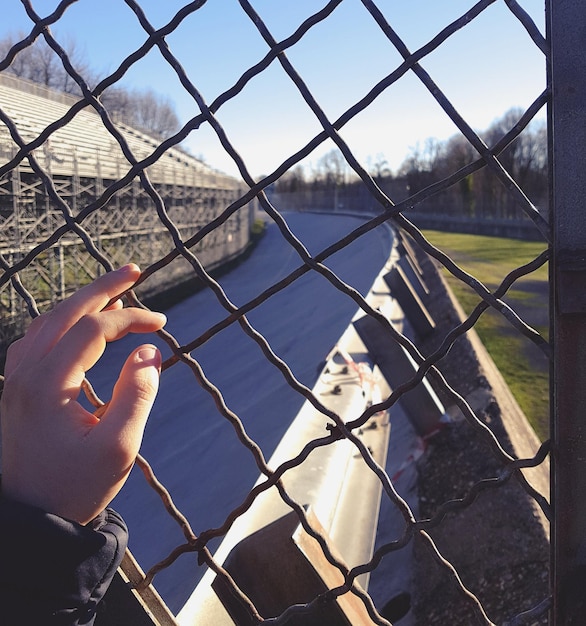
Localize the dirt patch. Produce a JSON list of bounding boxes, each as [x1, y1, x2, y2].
[[407, 244, 550, 624]]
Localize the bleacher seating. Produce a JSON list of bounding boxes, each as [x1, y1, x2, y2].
[[0, 73, 237, 189]]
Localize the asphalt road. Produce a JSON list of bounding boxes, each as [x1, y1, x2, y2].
[[89, 211, 393, 612]]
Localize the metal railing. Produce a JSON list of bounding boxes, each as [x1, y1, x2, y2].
[[1, 0, 580, 623]]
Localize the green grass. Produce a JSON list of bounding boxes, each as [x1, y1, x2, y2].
[[422, 230, 550, 440]]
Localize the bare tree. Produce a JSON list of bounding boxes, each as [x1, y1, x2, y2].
[[367, 152, 391, 181], [480, 109, 548, 217], [398, 138, 446, 201], [131, 89, 180, 139], [100, 87, 180, 139], [275, 165, 306, 193], [0, 32, 180, 139], [437, 135, 477, 215], [0, 32, 97, 94], [394, 109, 547, 219], [317, 149, 348, 187]]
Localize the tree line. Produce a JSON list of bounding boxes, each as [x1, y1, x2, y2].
[[275, 109, 548, 220], [0, 32, 180, 140], [1, 31, 547, 219]]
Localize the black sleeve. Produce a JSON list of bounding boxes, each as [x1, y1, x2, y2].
[[0, 496, 128, 626]]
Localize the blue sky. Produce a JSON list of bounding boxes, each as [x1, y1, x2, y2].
[[1, 0, 547, 179]]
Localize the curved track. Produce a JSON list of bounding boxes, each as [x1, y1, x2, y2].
[[90, 211, 393, 611]]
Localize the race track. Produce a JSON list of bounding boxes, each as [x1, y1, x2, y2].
[[90, 211, 393, 611]]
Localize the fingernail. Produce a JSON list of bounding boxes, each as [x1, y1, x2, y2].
[[117, 263, 139, 274], [137, 345, 161, 368], [154, 312, 167, 326]]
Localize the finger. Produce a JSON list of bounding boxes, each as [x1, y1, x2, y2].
[[96, 344, 162, 461], [33, 264, 142, 357], [5, 311, 51, 372], [103, 298, 124, 312], [44, 308, 166, 391], [5, 293, 129, 377], [3, 334, 28, 374]]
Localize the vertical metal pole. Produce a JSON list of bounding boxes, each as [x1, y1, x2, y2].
[[550, 0, 586, 623], [58, 243, 65, 300]]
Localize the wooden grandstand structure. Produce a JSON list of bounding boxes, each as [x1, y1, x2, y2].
[[0, 74, 251, 352]]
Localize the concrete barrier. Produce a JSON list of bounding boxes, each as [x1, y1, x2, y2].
[[353, 314, 445, 437], [394, 230, 425, 278], [383, 266, 436, 339], [176, 326, 393, 624], [176, 258, 399, 625], [398, 254, 430, 301], [213, 508, 378, 626], [174, 238, 446, 624]]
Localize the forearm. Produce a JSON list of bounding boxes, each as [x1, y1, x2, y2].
[[0, 493, 127, 625]]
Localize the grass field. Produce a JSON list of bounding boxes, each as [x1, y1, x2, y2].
[[422, 230, 550, 441]]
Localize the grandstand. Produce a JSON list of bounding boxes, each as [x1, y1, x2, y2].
[[0, 74, 252, 351]]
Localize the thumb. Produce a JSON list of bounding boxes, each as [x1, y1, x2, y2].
[[98, 344, 162, 455]]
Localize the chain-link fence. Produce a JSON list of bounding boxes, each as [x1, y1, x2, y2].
[[0, 0, 575, 623]]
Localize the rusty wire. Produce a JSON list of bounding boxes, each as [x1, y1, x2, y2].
[[0, 0, 551, 623]]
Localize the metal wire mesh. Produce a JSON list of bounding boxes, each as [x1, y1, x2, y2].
[[0, 1, 551, 624]]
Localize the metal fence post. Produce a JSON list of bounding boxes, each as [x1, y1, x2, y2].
[[550, 0, 586, 623]]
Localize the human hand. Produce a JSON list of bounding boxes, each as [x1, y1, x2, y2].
[[0, 264, 166, 525]]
